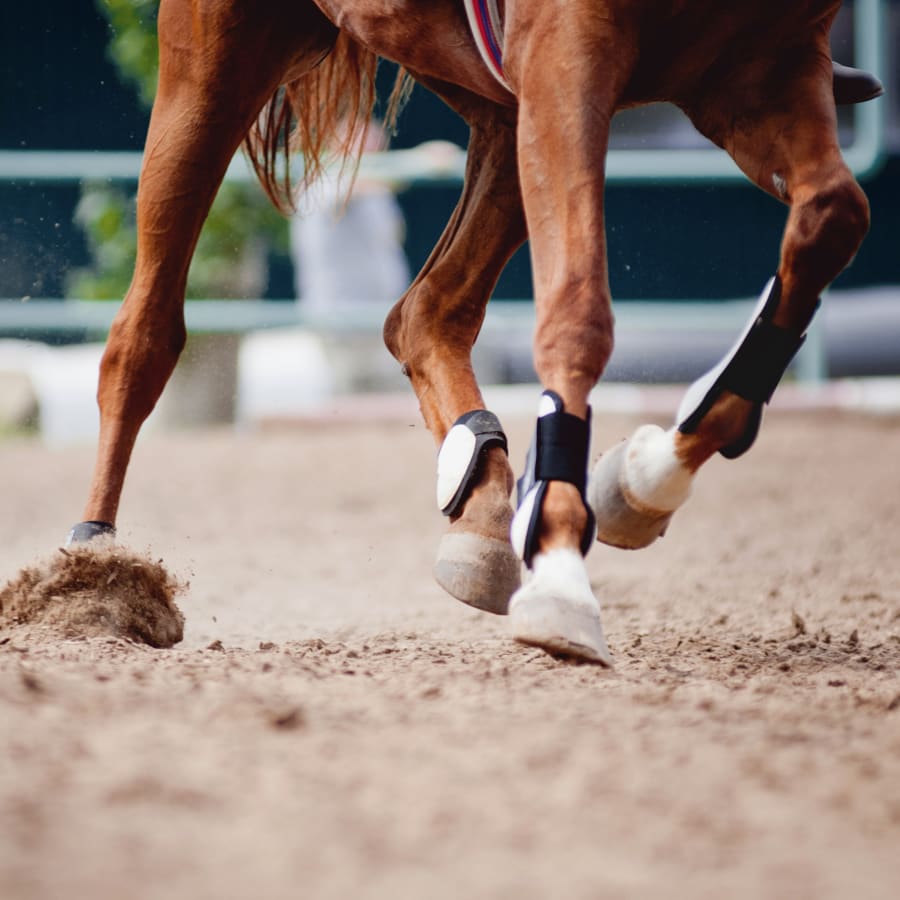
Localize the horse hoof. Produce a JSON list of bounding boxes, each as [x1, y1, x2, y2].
[[588, 426, 691, 550], [65, 521, 116, 546], [509, 548, 612, 665], [434, 532, 521, 615]]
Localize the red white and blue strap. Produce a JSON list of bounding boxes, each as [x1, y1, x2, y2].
[[463, 0, 513, 93]]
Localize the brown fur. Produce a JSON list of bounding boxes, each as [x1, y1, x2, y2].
[[244, 32, 416, 213], [244, 32, 376, 212], [75, 0, 871, 576]]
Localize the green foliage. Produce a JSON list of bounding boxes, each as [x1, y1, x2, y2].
[[69, 0, 290, 301], [186, 182, 289, 300], [96, 0, 160, 110], [67, 182, 137, 300]]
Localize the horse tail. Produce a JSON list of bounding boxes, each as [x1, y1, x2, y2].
[[243, 33, 414, 214]]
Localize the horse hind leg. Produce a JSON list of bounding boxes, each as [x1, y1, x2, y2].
[[587, 274, 801, 550], [384, 89, 526, 614], [588, 39, 870, 551], [69, 0, 337, 543]]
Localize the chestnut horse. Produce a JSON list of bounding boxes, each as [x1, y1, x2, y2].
[[69, 0, 880, 663]]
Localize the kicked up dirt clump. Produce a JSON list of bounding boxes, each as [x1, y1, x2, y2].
[[0, 542, 185, 647]]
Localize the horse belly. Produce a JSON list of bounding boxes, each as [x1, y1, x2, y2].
[[622, 0, 841, 105], [311, 0, 512, 103]]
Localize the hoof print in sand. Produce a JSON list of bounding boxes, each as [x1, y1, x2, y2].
[[0, 543, 185, 648]]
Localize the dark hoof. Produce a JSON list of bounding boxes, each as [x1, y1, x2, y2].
[[833, 62, 885, 106], [66, 521, 116, 546]]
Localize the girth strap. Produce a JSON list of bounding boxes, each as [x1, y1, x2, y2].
[[463, 0, 513, 92]]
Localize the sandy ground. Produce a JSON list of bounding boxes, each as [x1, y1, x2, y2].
[[1, 404, 899, 900]]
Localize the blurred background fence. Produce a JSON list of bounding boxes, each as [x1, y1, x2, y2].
[[0, 0, 899, 439]]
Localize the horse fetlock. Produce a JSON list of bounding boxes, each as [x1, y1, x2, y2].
[[529, 481, 593, 553], [676, 276, 806, 459], [433, 412, 518, 612], [509, 547, 612, 665], [511, 391, 595, 568], [588, 427, 690, 550], [436, 409, 508, 516], [622, 425, 693, 511]]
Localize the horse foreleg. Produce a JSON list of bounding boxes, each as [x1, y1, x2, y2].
[[384, 94, 525, 614], [499, 13, 638, 662], [588, 39, 870, 551], [69, 0, 336, 543]]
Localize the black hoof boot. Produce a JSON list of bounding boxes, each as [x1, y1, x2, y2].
[[833, 62, 885, 106], [66, 521, 116, 546]]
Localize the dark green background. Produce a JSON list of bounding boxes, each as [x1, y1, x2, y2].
[[1, 2, 897, 302]]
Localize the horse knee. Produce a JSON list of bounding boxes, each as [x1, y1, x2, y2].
[[533, 295, 615, 390], [99, 314, 186, 421], [788, 175, 870, 280]]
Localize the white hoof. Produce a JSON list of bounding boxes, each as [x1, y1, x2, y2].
[[588, 425, 693, 549], [509, 548, 612, 665]]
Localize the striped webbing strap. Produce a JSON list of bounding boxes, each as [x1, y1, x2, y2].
[[462, 0, 513, 93]]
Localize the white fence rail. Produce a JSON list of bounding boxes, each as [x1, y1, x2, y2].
[[0, 295, 831, 384], [0, 1, 893, 388]]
